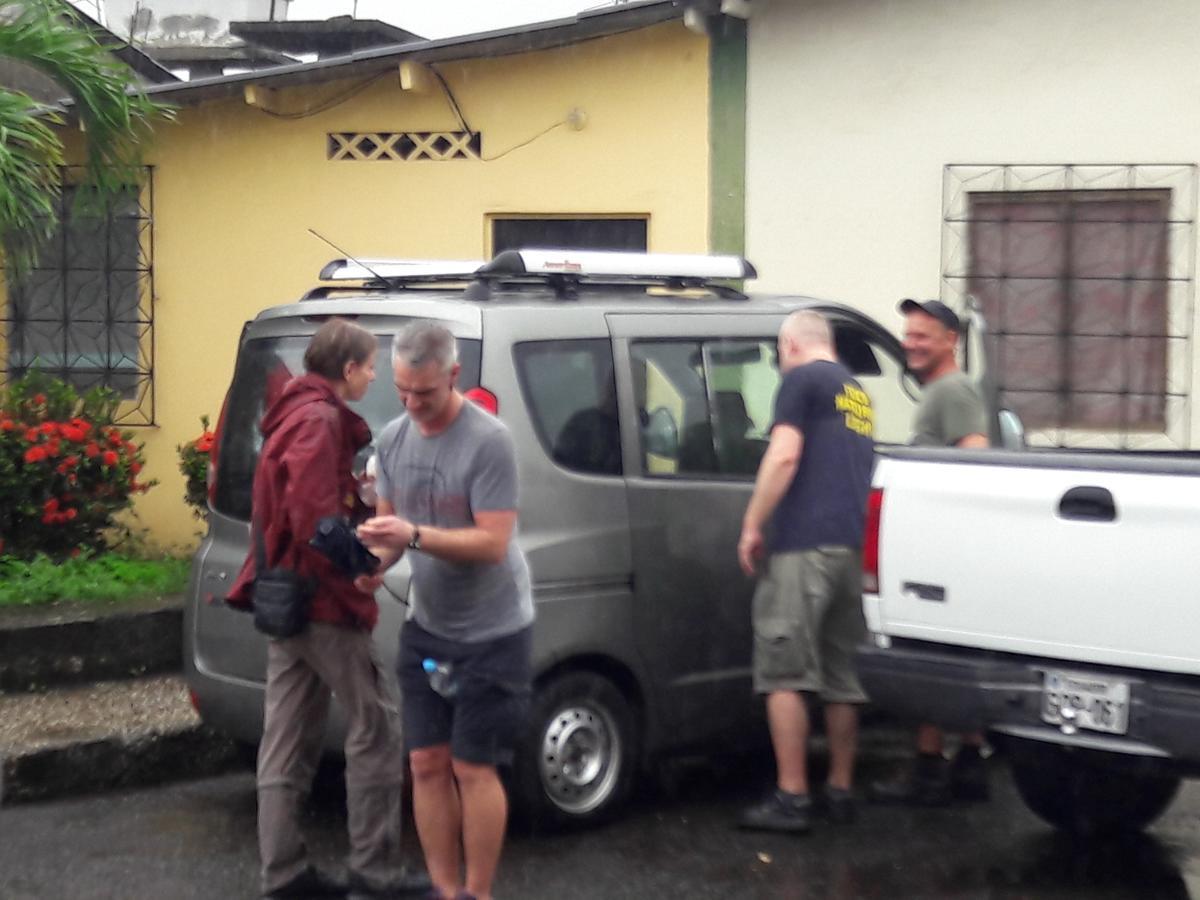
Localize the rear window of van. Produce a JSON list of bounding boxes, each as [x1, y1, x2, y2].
[[213, 333, 481, 521]]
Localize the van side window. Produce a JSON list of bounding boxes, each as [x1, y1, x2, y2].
[[631, 339, 778, 479], [514, 339, 621, 476]]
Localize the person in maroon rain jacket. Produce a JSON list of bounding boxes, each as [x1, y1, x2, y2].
[[227, 318, 429, 900]]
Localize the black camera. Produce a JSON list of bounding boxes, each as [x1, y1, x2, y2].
[[310, 516, 380, 578]]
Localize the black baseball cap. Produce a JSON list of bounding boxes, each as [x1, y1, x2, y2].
[[899, 298, 961, 333]]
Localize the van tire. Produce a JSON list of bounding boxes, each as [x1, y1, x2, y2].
[[512, 671, 637, 829], [1009, 742, 1180, 835]]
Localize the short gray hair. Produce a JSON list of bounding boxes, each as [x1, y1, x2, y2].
[[781, 310, 832, 349], [393, 320, 458, 372]]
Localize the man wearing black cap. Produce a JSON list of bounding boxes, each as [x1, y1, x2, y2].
[[868, 298, 989, 807], [897, 299, 989, 451]]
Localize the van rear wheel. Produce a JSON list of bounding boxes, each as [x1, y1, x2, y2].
[[512, 671, 637, 829], [1009, 742, 1180, 835]]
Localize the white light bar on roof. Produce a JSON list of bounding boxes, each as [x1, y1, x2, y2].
[[320, 258, 485, 282], [483, 249, 757, 281]]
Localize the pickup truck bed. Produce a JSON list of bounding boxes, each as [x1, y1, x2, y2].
[[859, 447, 1200, 833]]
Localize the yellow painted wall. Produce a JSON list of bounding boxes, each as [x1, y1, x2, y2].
[[122, 21, 709, 548]]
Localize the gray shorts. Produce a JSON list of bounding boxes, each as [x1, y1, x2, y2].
[[752, 547, 868, 703]]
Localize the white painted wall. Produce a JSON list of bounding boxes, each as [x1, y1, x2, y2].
[[745, 0, 1200, 446]]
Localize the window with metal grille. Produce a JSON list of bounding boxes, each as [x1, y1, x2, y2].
[[942, 165, 1195, 446], [3, 167, 155, 425]]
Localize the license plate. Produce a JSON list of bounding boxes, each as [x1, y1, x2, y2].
[[1041, 669, 1130, 735]]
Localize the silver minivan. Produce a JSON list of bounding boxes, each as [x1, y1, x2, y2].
[[184, 249, 922, 827]]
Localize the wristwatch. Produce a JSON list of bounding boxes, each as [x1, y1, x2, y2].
[[407, 525, 422, 551]]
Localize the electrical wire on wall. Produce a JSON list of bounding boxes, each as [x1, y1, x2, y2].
[[252, 69, 391, 120], [250, 60, 582, 160], [428, 64, 473, 134], [482, 120, 570, 161], [428, 62, 580, 162]]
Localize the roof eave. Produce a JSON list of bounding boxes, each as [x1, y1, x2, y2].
[[61, 2, 180, 84], [139, 0, 684, 105]]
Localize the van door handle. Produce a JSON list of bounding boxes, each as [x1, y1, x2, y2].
[[1058, 486, 1117, 523]]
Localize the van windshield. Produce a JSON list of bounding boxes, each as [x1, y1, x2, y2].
[[213, 334, 481, 521]]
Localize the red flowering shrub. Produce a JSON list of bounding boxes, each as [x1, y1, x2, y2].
[[0, 372, 156, 559], [177, 415, 213, 519]]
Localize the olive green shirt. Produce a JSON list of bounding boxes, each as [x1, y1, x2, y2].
[[911, 371, 987, 447]]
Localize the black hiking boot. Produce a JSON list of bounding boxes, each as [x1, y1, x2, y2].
[[737, 788, 813, 833], [815, 784, 857, 824], [867, 753, 952, 806], [949, 745, 991, 802], [264, 865, 348, 898]]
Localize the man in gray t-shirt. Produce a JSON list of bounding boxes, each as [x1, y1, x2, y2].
[[869, 299, 990, 811], [356, 321, 532, 900], [373, 402, 534, 642]]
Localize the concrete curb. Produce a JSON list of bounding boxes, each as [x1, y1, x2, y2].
[[0, 601, 182, 692], [0, 598, 244, 805], [0, 724, 242, 806]]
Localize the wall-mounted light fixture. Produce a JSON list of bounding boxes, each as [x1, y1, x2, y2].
[[398, 61, 430, 92]]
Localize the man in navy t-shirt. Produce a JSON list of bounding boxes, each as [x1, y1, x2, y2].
[[736, 310, 875, 834]]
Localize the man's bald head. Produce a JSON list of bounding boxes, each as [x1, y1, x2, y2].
[[778, 310, 834, 371]]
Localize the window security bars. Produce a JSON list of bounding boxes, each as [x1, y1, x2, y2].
[[942, 164, 1196, 449], [1, 166, 155, 426]]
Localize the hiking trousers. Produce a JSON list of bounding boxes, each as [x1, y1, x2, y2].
[[257, 622, 406, 895]]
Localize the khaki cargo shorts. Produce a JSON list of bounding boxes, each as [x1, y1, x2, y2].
[[752, 546, 868, 703]]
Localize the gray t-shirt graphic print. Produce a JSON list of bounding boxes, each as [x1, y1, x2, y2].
[[375, 400, 534, 642]]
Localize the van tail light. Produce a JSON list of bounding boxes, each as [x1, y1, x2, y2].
[[207, 389, 231, 508], [188, 688, 202, 715], [862, 487, 883, 594], [465, 386, 499, 415]]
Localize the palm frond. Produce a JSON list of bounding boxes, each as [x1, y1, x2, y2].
[[0, 90, 62, 272], [0, 0, 173, 273]]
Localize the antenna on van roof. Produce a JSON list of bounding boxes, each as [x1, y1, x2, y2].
[[307, 229, 387, 283]]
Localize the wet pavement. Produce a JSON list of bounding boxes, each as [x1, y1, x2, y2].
[[3, 754, 1200, 899]]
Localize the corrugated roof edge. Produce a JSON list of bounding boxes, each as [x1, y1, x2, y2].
[[62, 3, 180, 85], [137, 0, 685, 105]]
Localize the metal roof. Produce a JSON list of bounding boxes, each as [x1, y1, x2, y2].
[[147, 44, 295, 65], [63, 3, 180, 85], [139, 1, 685, 106], [229, 17, 425, 57]]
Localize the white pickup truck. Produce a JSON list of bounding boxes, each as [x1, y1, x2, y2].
[[858, 446, 1200, 834]]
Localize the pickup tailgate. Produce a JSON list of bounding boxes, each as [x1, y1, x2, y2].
[[869, 449, 1200, 675]]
